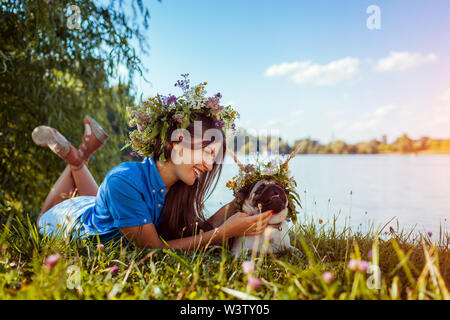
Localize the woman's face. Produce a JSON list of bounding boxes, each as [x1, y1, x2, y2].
[[172, 137, 223, 186]]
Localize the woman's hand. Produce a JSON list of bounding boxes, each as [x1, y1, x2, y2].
[[219, 210, 273, 238], [207, 200, 237, 228]]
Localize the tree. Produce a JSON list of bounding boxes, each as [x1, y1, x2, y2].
[[330, 140, 349, 154], [0, 0, 154, 222], [391, 134, 414, 153], [356, 139, 379, 154], [293, 139, 320, 154], [278, 139, 292, 155]]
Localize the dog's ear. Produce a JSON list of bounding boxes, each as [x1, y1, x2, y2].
[[235, 191, 246, 203], [236, 181, 256, 201], [246, 182, 259, 195]]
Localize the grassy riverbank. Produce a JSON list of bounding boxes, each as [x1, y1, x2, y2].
[[0, 211, 448, 300]]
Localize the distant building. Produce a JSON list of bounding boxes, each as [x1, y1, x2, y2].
[[382, 135, 387, 145]]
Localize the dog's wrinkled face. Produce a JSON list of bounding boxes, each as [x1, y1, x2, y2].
[[241, 179, 289, 224]]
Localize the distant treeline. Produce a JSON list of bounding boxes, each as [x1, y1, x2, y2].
[[227, 130, 450, 155]]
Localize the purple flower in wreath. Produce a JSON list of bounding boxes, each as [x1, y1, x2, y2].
[[215, 119, 225, 128], [155, 94, 165, 104], [166, 94, 178, 105], [174, 74, 190, 92], [215, 92, 222, 99]]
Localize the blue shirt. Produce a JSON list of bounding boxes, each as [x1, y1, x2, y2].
[[78, 157, 167, 242]]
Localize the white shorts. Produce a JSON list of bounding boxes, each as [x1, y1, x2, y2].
[[37, 196, 95, 239]]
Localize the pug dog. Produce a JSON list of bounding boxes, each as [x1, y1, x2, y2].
[[231, 179, 300, 256]]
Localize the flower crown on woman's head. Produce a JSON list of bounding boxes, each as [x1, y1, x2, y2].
[[124, 74, 239, 161], [226, 144, 303, 224]]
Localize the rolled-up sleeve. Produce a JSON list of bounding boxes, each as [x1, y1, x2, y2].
[[105, 175, 154, 228]]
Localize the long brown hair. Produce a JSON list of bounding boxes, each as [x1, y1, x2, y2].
[[154, 114, 227, 240]]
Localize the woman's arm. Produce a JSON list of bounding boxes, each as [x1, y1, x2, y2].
[[120, 223, 225, 251], [206, 200, 236, 228], [120, 209, 273, 251]]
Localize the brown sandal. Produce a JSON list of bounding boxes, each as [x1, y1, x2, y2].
[[32, 126, 84, 169], [78, 115, 109, 166]]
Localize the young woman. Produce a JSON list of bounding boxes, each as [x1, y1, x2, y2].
[[32, 81, 273, 250]]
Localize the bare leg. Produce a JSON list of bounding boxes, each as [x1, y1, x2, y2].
[[70, 163, 99, 197], [39, 165, 76, 218], [37, 163, 99, 225]]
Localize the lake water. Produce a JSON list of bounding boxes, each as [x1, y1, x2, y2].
[[204, 155, 450, 237]]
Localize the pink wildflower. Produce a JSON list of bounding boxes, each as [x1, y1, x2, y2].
[[109, 266, 119, 275], [322, 271, 334, 284], [348, 259, 370, 273], [247, 276, 261, 290], [45, 253, 61, 269], [242, 260, 254, 275], [348, 258, 359, 271], [358, 260, 370, 273]]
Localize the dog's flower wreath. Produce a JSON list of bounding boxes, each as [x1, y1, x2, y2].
[[226, 144, 303, 224], [123, 74, 239, 162]]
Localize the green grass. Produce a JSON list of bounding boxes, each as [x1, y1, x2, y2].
[[0, 209, 448, 300]]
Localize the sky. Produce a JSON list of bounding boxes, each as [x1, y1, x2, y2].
[[118, 0, 450, 145]]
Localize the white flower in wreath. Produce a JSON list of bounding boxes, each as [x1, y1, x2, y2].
[[261, 158, 282, 175]]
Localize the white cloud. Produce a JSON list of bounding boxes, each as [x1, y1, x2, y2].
[[374, 51, 437, 72], [265, 57, 360, 86], [374, 104, 397, 116], [262, 119, 281, 128], [290, 109, 305, 117], [439, 89, 450, 103], [326, 109, 345, 118], [264, 62, 310, 77], [351, 104, 398, 131], [351, 118, 380, 131], [419, 105, 450, 134], [333, 121, 347, 130]]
